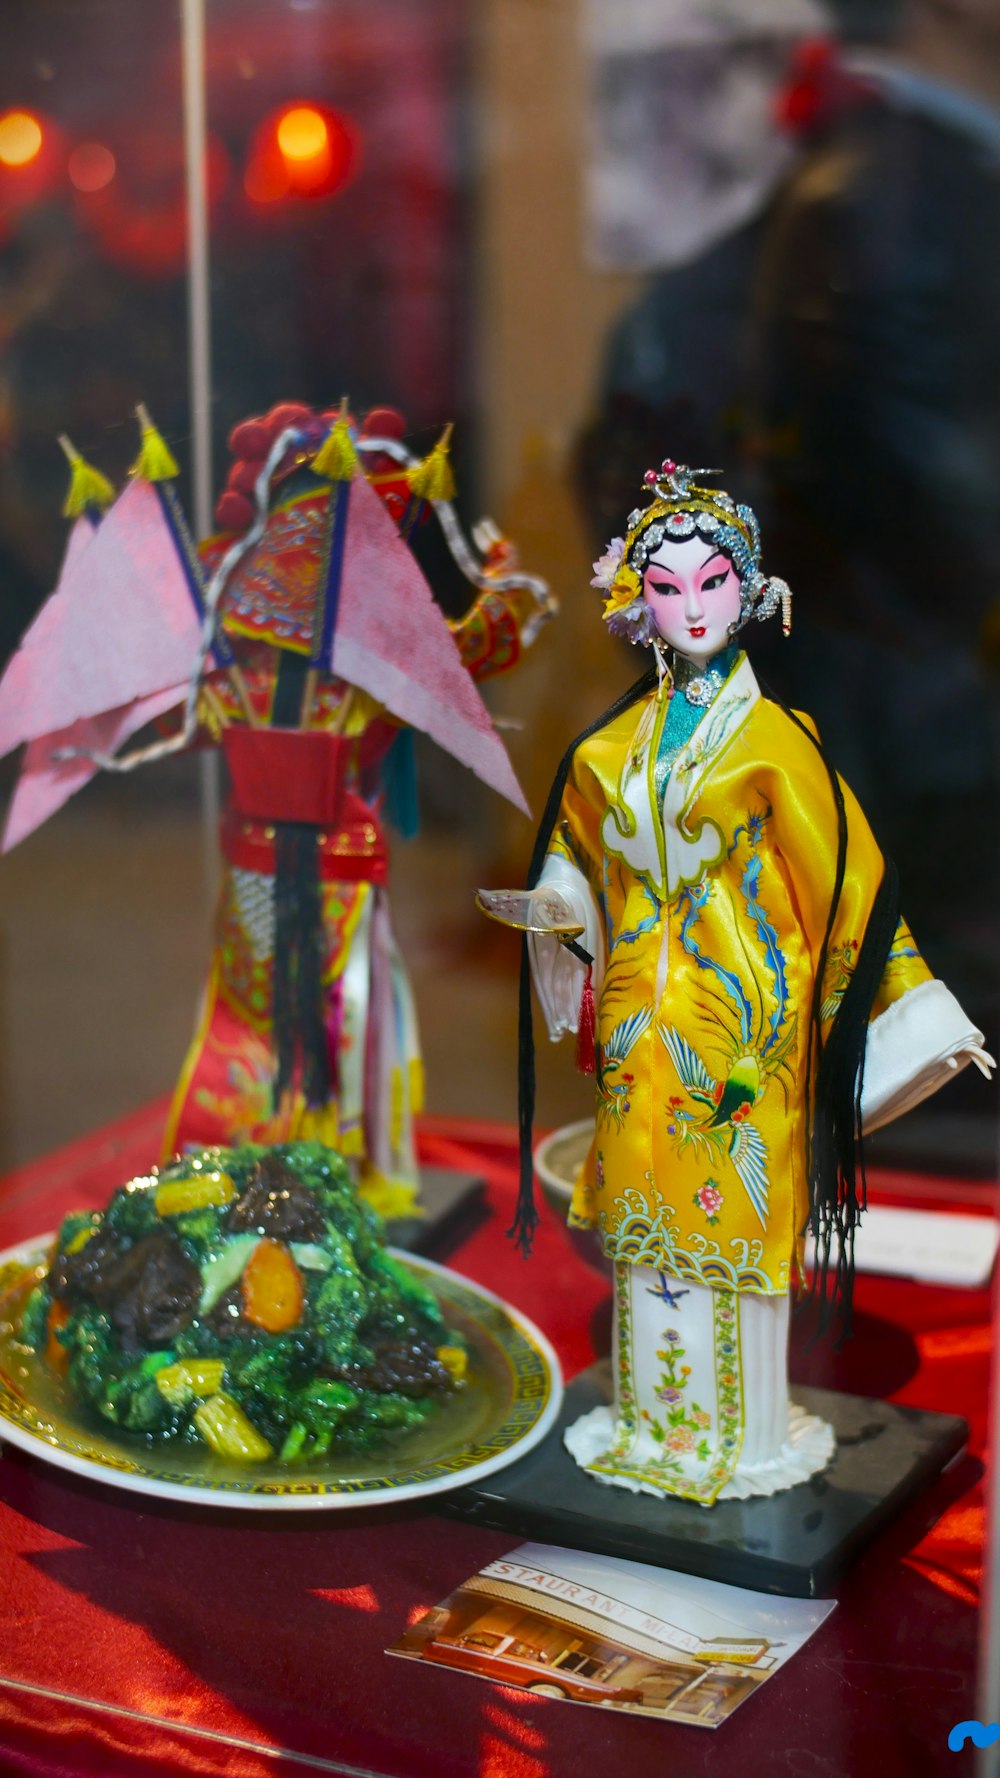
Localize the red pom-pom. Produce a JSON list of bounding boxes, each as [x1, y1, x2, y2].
[[226, 459, 260, 496], [575, 967, 596, 1076], [266, 401, 312, 437], [215, 489, 255, 534], [360, 406, 405, 439], [228, 417, 269, 460]]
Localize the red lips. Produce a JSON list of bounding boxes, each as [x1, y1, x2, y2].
[[688, 626, 707, 637]]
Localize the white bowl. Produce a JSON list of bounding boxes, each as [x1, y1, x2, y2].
[[534, 1119, 610, 1273]]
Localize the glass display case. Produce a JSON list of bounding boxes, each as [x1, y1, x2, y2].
[[0, 3, 997, 1774]]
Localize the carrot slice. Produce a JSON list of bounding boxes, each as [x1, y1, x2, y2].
[[45, 1300, 71, 1373], [241, 1238, 304, 1333]]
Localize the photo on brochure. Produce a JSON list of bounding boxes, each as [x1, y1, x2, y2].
[[388, 1541, 835, 1728]]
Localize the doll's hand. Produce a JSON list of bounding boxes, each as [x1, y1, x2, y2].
[[475, 886, 584, 939], [945, 1043, 995, 1080]]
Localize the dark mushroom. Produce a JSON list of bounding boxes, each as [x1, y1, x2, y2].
[[93, 1232, 202, 1351], [226, 1153, 326, 1242]]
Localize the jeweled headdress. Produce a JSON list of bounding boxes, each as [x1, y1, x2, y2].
[[591, 459, 791, 643]]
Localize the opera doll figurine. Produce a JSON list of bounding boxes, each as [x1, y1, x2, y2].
[[0, 402, 552, 1223], [479, 460, 993, 1507]]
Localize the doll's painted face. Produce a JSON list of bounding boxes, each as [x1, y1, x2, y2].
[[642, 535, 742, 662]]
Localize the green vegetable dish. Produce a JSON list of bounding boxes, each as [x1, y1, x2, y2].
[[19, 1142, 467, 1463]]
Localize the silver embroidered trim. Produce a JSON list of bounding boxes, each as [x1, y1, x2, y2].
[[230, 866, 275, 961]]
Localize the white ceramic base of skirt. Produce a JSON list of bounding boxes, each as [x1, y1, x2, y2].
[[563, 1261, 835, 1505]]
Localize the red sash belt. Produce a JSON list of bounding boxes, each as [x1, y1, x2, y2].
[[221, 727, 388, 885]]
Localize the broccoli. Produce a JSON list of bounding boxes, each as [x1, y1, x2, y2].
[[62, 1308, 185, 1437], [53, 1209, 102, 1255], [365, 1247, 445, 1337], [173, 1318, 228, 1362], [292, 1146, 381, 1260], [28, 1140, 462, 1462], [311, 1247, 370, 1368], [226, 1332, 310, 1398], [217, 1330, 319, 1447], [278, 1379, 360, 1461], [19, 1282, 51, 1353], [172, 1206, 227, 1262], [345, 1390, 437, 1447], [97, 1368, 187, 1436], [103, 1178, 161, 1243]]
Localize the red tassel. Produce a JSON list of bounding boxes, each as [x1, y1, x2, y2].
[[575, 966, 596, 1075]]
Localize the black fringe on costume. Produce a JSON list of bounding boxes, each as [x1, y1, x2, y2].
[[510, 665, 658, 1255], [809, 859, 900, 1340], [513, 676, 901, 1349], [273, 821, 330, 1111], [270, 651, 330, 1113], [753, 703, 900, 1343]]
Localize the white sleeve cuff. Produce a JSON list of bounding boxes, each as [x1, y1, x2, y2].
[[528, 854, 605, 1041], [861, 978, 986, 1133]]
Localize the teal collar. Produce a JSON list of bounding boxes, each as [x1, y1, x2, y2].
[[672, 643, 739, 708]]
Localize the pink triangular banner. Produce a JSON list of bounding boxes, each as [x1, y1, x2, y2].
[[330, 474, 528, 814], [0, 479, 203, 760], [2, 683, 186, 851]]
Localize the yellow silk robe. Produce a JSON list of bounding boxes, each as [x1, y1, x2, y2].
[[549, 653, 930, 1294]]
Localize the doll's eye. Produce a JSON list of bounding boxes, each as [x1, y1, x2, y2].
[[702, 572, 729, 591], [646, 577, 680, 595]]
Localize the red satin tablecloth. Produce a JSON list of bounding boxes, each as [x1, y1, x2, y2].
[[0, 1103, 995, 1778]]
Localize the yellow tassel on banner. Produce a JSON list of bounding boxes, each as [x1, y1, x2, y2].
[[130, 403, 180, 483], [312, 395, 358, 483], [389, 1064, 404, 1152], [405, 422, 455, 504], [298, 1103, 342, 1147], [358, 1164, 422, 1222], [57, 435, 115, 519]]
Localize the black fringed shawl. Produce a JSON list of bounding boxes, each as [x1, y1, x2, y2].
[[270, 652, 331, 1112], [511, 673, 900, 1344]]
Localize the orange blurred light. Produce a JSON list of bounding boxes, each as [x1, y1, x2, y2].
[[244, 151, 290, 204], [276, 105, 328, 162], [0, 111, 43, 168], [245, 103, 359, 208], [68, 142, 116, 193]]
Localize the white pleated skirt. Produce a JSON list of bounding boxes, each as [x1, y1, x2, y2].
[[564, 1261, 835, 1506]]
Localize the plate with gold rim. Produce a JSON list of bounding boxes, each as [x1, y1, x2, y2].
[[0, 1238, 562, 1510]]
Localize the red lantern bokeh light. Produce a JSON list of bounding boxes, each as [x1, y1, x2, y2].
[[68, 142, 116, 194], [244, 101, 359, 206], [0, 111, 43, 168], [0, 109, 64, 229], [73, 127, 230, 277]]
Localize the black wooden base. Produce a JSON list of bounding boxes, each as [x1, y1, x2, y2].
[[384, 1168, 487, 1258], [443, 1360, 969, 1597]]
